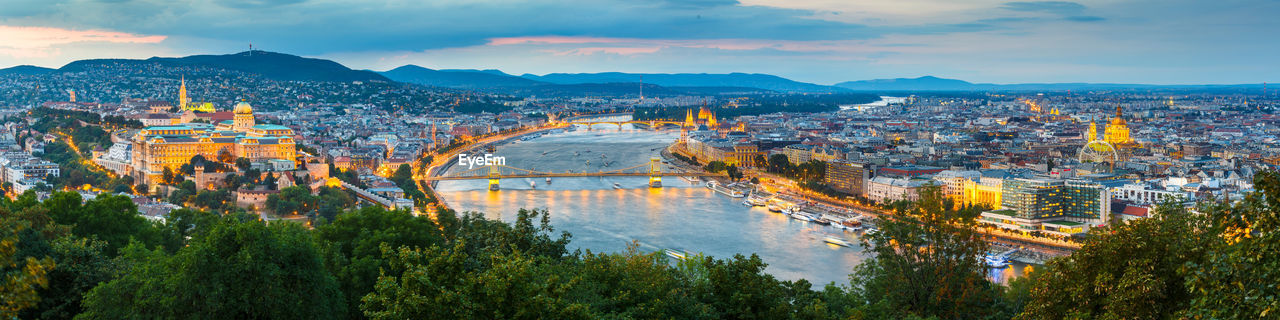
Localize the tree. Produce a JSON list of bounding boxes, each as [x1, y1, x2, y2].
[[851, 186, 999, 319], [23, 237, 111, 319], [263, 173, 278, 190], [1017, 200, 1208, 320], [1, 220, 56, 318], [725, 165, 742, 181], [45, 193, 163, 256], [235, 157, 251, 171], [265, 186, 317, 216], [79, 217, 346, 319], [767, 154, 790, 174], [362, 243, 591, 320], [1180, 171, 1280, 319], [315, 206, 444, 319], [161, 167, 177, 185], [217, 149, 235, 164]]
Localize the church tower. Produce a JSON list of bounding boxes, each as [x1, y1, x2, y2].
[[233, 101, 255, 131], [179, 76, 189, 110], [1086, 117, 1098, 141]]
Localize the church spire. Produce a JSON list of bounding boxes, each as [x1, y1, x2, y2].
[[179, 75, 189, 110]]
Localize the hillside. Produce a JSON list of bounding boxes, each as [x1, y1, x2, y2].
[[835, 76, 976, 91], [58, 51, 387, 82], [0, 65, 55, 76], [380, 65, 544, 88], [521, 72, 847, 93]]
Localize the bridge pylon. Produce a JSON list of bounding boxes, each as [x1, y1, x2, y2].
[[488, 166, 500, 191], [649, 157, 662, 188]]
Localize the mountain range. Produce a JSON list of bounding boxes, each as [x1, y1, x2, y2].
[[1, 51, 1268, 93]]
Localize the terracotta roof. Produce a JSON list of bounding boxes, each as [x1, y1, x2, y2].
[[1121, 205, 1149, 217]]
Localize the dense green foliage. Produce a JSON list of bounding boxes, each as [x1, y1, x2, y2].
[[852, 186, 1007, 319], [3, 171, 1280, 318], [389, 164, 433, 207], [766, 154, 826, 182]]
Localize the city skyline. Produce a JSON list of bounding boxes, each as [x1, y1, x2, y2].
[[1, 0, 1277, 85]]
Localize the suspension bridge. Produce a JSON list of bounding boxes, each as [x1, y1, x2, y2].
[[568, 120, 687, 129], [421, 158, 724, 190]]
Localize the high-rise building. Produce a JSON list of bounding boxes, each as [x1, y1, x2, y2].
[[1063, 180, 1110, 225], [1001, 177, 1064, 220], [825, 160, 874, 197], [980, 177, 1106, 236]]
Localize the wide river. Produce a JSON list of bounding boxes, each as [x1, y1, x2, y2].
[[436, 123, 1027, 286]]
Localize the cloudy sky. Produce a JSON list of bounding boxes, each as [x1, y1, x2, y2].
[[0, 0, 1276, 84]]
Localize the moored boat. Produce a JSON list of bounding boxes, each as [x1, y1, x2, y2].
[[824, 236, 853, 247]]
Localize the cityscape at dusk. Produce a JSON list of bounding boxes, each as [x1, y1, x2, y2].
[[1, 1, 1278, 319]]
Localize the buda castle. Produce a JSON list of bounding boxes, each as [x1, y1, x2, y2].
[[131, 101, 297, 184]]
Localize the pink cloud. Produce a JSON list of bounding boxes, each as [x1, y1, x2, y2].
[[487, 36, 630, 46], [552, 47, 663, 56], [0, 25, 166, 58], [487, 35, 886, 54]]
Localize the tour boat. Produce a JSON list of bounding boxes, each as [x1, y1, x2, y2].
[[985, 254, 1010, 268], [823, 236, 853, 247], [767, 204, 784, 213], [811, 215, 832, 225], [530, 181, 537, 189], [838, 219, 863, 231], [789, 212, 816, 222], [545, 177, 552, 184], [612, 182, 622, 189]]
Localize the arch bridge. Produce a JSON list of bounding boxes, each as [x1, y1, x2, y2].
[[421, 158, 723, 190]]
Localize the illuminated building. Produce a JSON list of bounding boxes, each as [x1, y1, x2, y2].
[[979, 177, 1109, 236], [1104, 106, 1136, 147], [962, 178, 1003, 209], [825, 160, 874, 197], [178, 76, 189, 110], [131, 101, 296, 184]]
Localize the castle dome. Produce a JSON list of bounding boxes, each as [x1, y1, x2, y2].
[[233, 101, 253, 114]]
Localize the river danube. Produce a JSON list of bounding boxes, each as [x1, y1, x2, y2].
[[436, 124, 1027, 285]]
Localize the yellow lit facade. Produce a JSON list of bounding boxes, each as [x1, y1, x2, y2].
[[132, 101, 296, 183], [962, 179, 1003, 209], [1103, 106, 1137, 147]]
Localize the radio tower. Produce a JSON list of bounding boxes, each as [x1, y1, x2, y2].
[[639, 75, 644, 102]]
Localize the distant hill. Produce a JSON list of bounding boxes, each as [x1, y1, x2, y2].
[[835, 75, 1269, 92], [0, 65, 55, 76], [835, 76, 976, 91], [59, 51, 388, 82], [521, 72, 847, 93], [381, 65, 544, 89]]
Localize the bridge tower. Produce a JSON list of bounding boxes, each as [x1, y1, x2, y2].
[[488, 165, 500, 191], [648, 157, 662, 188]]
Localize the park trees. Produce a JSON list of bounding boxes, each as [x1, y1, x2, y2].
[[851, 185, 1000, 319]]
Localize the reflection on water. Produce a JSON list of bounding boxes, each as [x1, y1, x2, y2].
[[436, 124, 1026, 285]]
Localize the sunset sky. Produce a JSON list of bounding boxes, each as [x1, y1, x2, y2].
[[1, 0, 1275, 84]]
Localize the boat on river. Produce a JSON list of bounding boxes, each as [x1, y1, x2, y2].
[[613, 182, 622, 189], [824, 236, 853, 247], [985, 254, 1010, 268], [788, 211, 816, 222]]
